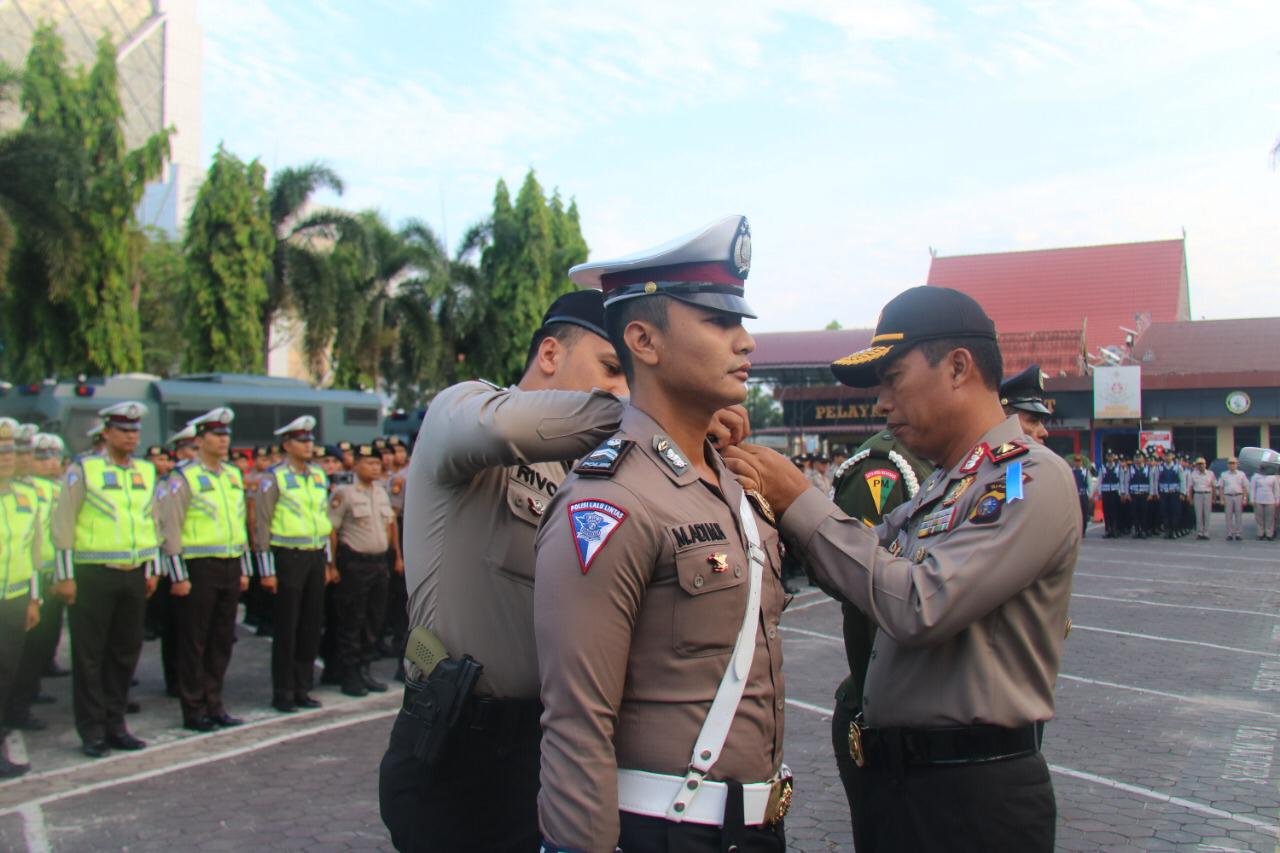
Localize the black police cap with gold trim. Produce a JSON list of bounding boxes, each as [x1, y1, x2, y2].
[[831, 286, 997, 388], [540, 290, 609, 340], [569, 215, 755, 318], [1000, 364, 1052, 415]]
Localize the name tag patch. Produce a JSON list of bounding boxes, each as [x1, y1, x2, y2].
[[569, 500, 627, 574], [670, 521, 729, 551]]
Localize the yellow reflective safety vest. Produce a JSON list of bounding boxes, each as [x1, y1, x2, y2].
[[269, 463, 332, 550], [0, 481, 40, 599], [178, 462, 248, 558], [74, 456, 159, 566], [29, 476, 59, 572]]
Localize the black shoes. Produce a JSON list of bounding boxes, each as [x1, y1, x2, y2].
[[295, 695, 322, 709], [126, 701, 141, 714], [361, 667, 388, 693], [0, 755, 29, 778], [106, 732, 146, 751], [209, 713, 244, 728], [272, 701, 298, 714], [341, 679, 369, 698], [81, 740, 110, 759], [183, 717, 217, 733]]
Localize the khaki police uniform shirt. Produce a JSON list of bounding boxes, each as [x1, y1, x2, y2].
[[328, 481, 395, 554], [781, 415, 1080, 729], [1219, 469, 1250, 496], [1188, 469, 1216, 493], [534, 406, 785, 853], [404, 381, 624, 698]]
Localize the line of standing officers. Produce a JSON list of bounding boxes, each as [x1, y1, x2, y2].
[[0, 402, 409, 773]]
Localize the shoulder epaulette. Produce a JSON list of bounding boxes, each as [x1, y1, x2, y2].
[[989, 441, 1030, 465], [477, 378, 502, 391], [575, 437, 635, 477]]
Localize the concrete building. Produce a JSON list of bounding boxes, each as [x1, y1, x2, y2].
[[0, 0, 203, 235]]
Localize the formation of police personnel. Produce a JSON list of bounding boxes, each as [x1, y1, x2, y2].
[[379, 215, 1081, 853], [0, 400, 413, 773]]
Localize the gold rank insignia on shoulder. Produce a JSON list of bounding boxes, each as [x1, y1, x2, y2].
[[745, 489, 776, 525], [989, 441, 1030, 465], [575, 437, 634, 478], [941, 475, 975, 507]]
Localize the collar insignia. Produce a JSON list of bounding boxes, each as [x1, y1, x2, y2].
[[958, 443, 990, 475], [653, 435, 688, 473]]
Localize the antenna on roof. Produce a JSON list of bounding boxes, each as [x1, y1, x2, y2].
[[928, 246, 936, 258]]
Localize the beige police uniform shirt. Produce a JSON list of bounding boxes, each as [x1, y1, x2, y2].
[[404, 381, 624, 699], [329, 481, 395, 554], [781, 415, 1079, 729], [386, 469, 407, 517], [534, 406, 786, 853], [1188, 469, 1216, 493], [1219, 469, 1250, 496]]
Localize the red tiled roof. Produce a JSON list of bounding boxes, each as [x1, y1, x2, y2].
[[1132, 317, 1280, 375], [926, 239, 1189, 355]]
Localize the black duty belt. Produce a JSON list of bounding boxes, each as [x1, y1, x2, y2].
[[849, 718, 1043, 770], [402, 679, 542, 735]]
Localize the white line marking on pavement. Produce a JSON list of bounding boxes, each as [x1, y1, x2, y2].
[[781, 687, 1280, 837], [1070, 625, 1280, 657], [785, 698, 833, 718], [1046, 765, 1279, 837], [0, 708, 398, 817], [785, 596, 836, 614], [1071, 592, 1279, 619], [778, 626, 1280, 720], [1084, 556, 1278, 578], [1057, 674, 1280, 721], [1083, 548, 1280, 568], [19, 803, 50, 853], [1074, 571, 1269, 594]]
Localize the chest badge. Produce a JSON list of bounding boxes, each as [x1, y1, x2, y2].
[[102, 471, 120, 490], [568, 499, 628, 574], [707, 553, 729, 573], [916, 504, 956, 538], [527, 496, 545, 517], [197, 475, 214, 492], [941, 475, 975, 507]]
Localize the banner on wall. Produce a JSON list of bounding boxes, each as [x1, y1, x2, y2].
[[1139, 430, 1173, 452], [1093, 366, 1142, 419]]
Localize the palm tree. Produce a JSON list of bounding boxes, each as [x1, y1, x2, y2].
[[263, 162, 359, 366]]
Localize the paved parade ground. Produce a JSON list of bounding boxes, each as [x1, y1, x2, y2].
[[0, 515, 1276, 852]]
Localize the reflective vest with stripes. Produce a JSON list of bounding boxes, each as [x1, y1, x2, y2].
[[269, 463, 332, 550], [74, 457, 159, 565], [28, 476, 59, 572], [0, 482, 40, 599], [178, 462, 248, 558]]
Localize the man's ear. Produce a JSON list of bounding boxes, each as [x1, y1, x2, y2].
[[625, 320, 660, 370], [950, 347, 976, 388], [534, 336, 563, 377]]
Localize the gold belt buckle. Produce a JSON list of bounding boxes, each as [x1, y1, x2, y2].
[[764, 771, 794, 824], [849, 721, 866, 768]]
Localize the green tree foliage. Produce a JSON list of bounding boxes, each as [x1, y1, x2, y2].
[[135, 229, 186, 377], [11, 26, 170, 376], [825, 319, 843, 330], [465, 170, 590, 384], [181, 145, 272, 373], [744, 383, 783, 429]]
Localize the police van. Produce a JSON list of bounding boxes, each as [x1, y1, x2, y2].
[[0, 372, 383, 453]]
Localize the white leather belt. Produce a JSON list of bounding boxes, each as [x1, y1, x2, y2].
[[617, 768, 788, 826]]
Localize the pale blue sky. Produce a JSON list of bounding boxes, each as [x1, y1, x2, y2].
[[199, 0, 1280, 332]]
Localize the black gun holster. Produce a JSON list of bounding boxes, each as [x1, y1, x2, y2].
[[401, 655, 483, 766]]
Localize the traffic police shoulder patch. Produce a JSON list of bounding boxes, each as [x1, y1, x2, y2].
[[568, 499, 627, 573], [575, 438, 634, 477], [968, 488, 1006, 525]]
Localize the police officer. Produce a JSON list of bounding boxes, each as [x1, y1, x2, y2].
[[243, 446, 274, 635], [1218, 457, 1250, 540], [145, 446, 174, 477], [1188, 457, 1216, 540], [826, 428, 932, 824], [159, 408, 252, 731], [1156, 452, 1184, 538], [383, 441, 410, 663], [78, 423, 106, 461], [1127, 452, 1156, 538], [5, 432, 64, 732], [169, 424, 198, 464], [328, 444, 398, 696], [253, 415, 334, 713], [726, 286, 1079, 853], [1070, 454, 1091, 537], [1251, 464, 1279, 540], [52, 402, 161, 757], [807, 454, 832, 494], [536, 216, 786, 853], [0, 418, 42, 777], [1097, 451, 1127, 538], [379, 289, 630, 852], [999, 364, 1052, 445]]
